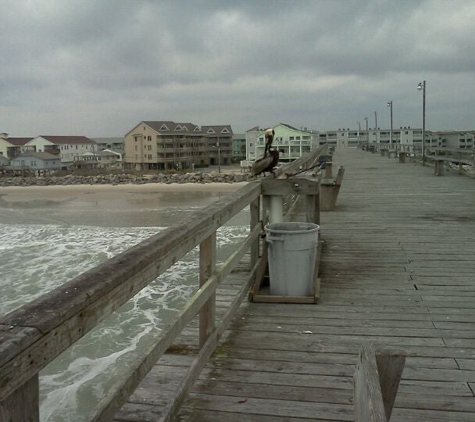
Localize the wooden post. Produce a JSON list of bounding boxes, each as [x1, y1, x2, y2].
[[306, 175, 321, 225], [354, 344, 405, 422], [324, 162, 333, 179], [250, 197, 260, 270], [199, 232, 216, 348], [434, 159, 444, 176], [0, 375, 39, 422]]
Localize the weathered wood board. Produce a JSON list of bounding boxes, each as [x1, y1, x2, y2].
[[115, 148, 475, 422]]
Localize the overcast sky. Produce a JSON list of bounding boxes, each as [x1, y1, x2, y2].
[[1, 0, 474, 137]]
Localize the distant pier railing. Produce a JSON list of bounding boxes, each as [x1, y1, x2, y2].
[[0, 146, 327, 421]]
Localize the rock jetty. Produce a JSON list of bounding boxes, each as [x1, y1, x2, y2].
[[0, 172, 254, 187]]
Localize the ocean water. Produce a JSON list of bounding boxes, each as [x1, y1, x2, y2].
[[0, 187, 249, 421]]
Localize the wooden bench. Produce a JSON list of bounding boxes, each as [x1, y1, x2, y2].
[[354, 344, 405, 422]]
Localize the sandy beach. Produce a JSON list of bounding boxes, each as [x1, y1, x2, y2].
[[0, 182, 250, 226], [0, 182, 249, 204]]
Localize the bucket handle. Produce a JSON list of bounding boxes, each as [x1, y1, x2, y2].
[[267, 235, 284, 243]]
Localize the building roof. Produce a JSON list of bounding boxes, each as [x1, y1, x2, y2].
[[141, 121, 204, 135], [4, 137, 33, 146], [139, 121, 232, 136], [201, 125, 233, 136], [13, 152, 59, 161], [92, 137, 124, 144], [36, 136, 95, 145], [279, 123, 313, 133], [246, 126, 263, 132]]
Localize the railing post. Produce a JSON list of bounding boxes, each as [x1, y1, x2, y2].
[[434, 159, 444, 176], [0, 375, 39, 422], [306, 175, 321, 225], [250, 197, 260, 269], [199, 232, 216, 348], [354, 344, 405, 422], [324, 162, 333, 179]]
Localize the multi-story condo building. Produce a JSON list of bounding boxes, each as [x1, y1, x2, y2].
[[232, 134, 246, 162], [202, 125, 233, 167], [23, 136, 96, 165], [123, 121, 232, 171], [428, 131, 474, 149], [317, 129, 360, 148], [246, 124, 315, 162], [317, 127, 474, 151], [93, 138, 124, 154], [0, 134, 33, 159]]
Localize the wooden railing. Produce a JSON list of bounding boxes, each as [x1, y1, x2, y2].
[[354, 344, 405, 422], [0, 146, 327, 421], [426, 147, 475, 165]]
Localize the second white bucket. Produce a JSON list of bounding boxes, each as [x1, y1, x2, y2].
[[265, 222, 320, 297]]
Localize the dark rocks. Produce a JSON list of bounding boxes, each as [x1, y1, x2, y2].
[[0, 172, 255, 187]]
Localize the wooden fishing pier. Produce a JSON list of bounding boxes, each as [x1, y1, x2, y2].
[[2, 146, 475, 421]]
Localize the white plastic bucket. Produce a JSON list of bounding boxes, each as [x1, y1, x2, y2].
[[265, 222, 320, 296]]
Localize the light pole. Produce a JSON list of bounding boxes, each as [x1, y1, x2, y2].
[[217, 138, 221, 173], [387, 101, 393, 150], [417, 81, 426, 165], [364, 117, 369, 148], [374, 111, 378, 151], [357, 121, 361, 147]]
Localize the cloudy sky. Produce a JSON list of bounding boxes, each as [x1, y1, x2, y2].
[[1, 0, 474, 137]]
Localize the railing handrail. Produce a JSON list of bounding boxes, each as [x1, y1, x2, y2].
[[0, 147, 327, 420], [0, 181, 260, 395]]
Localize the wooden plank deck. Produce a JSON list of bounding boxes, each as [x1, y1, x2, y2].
[[115, 148, 475, 421]]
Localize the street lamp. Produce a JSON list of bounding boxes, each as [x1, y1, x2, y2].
[[387, 101, 393, 149], [357, 121, 361, 146], [374, 111, 378, 152], [217, 138, 221, 173], [364, 117, 369, 148], [417, 81, 426, 165]]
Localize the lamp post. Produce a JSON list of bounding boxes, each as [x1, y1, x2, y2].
[[387, 101, 393, 150], [417, 81, 426, 165], [374, 111, 378, 152], [364, 117, 369, 149], [357, 121, 361, 147], [217, 138, 221, 173]]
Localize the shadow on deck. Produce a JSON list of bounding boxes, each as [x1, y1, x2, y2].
[[115, 149, 475, 421]]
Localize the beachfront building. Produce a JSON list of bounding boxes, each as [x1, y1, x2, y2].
[[0, 154, 9, 168], [23, 136, 96, 166], [93, 138, 124, 154], [73, 150, 123, 170], [232, 134, 246, 162], [10, 152, 62, 171], [0, 134, 33, 159], [203, 125, 233, 167], [123, 121, 233, 171], [428, 131, 475, 150], [246, 124, 316, 162], [317, 129, 361, 149]]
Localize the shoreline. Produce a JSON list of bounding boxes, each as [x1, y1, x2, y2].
[[0, 182, 249, 202]]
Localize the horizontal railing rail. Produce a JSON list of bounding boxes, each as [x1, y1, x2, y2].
[[0, 147, 327, 421]]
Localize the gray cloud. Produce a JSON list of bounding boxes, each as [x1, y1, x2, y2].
[[1, 0, 474, 136]]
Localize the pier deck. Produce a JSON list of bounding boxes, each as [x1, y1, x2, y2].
[[115, 149, 475, 421]]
